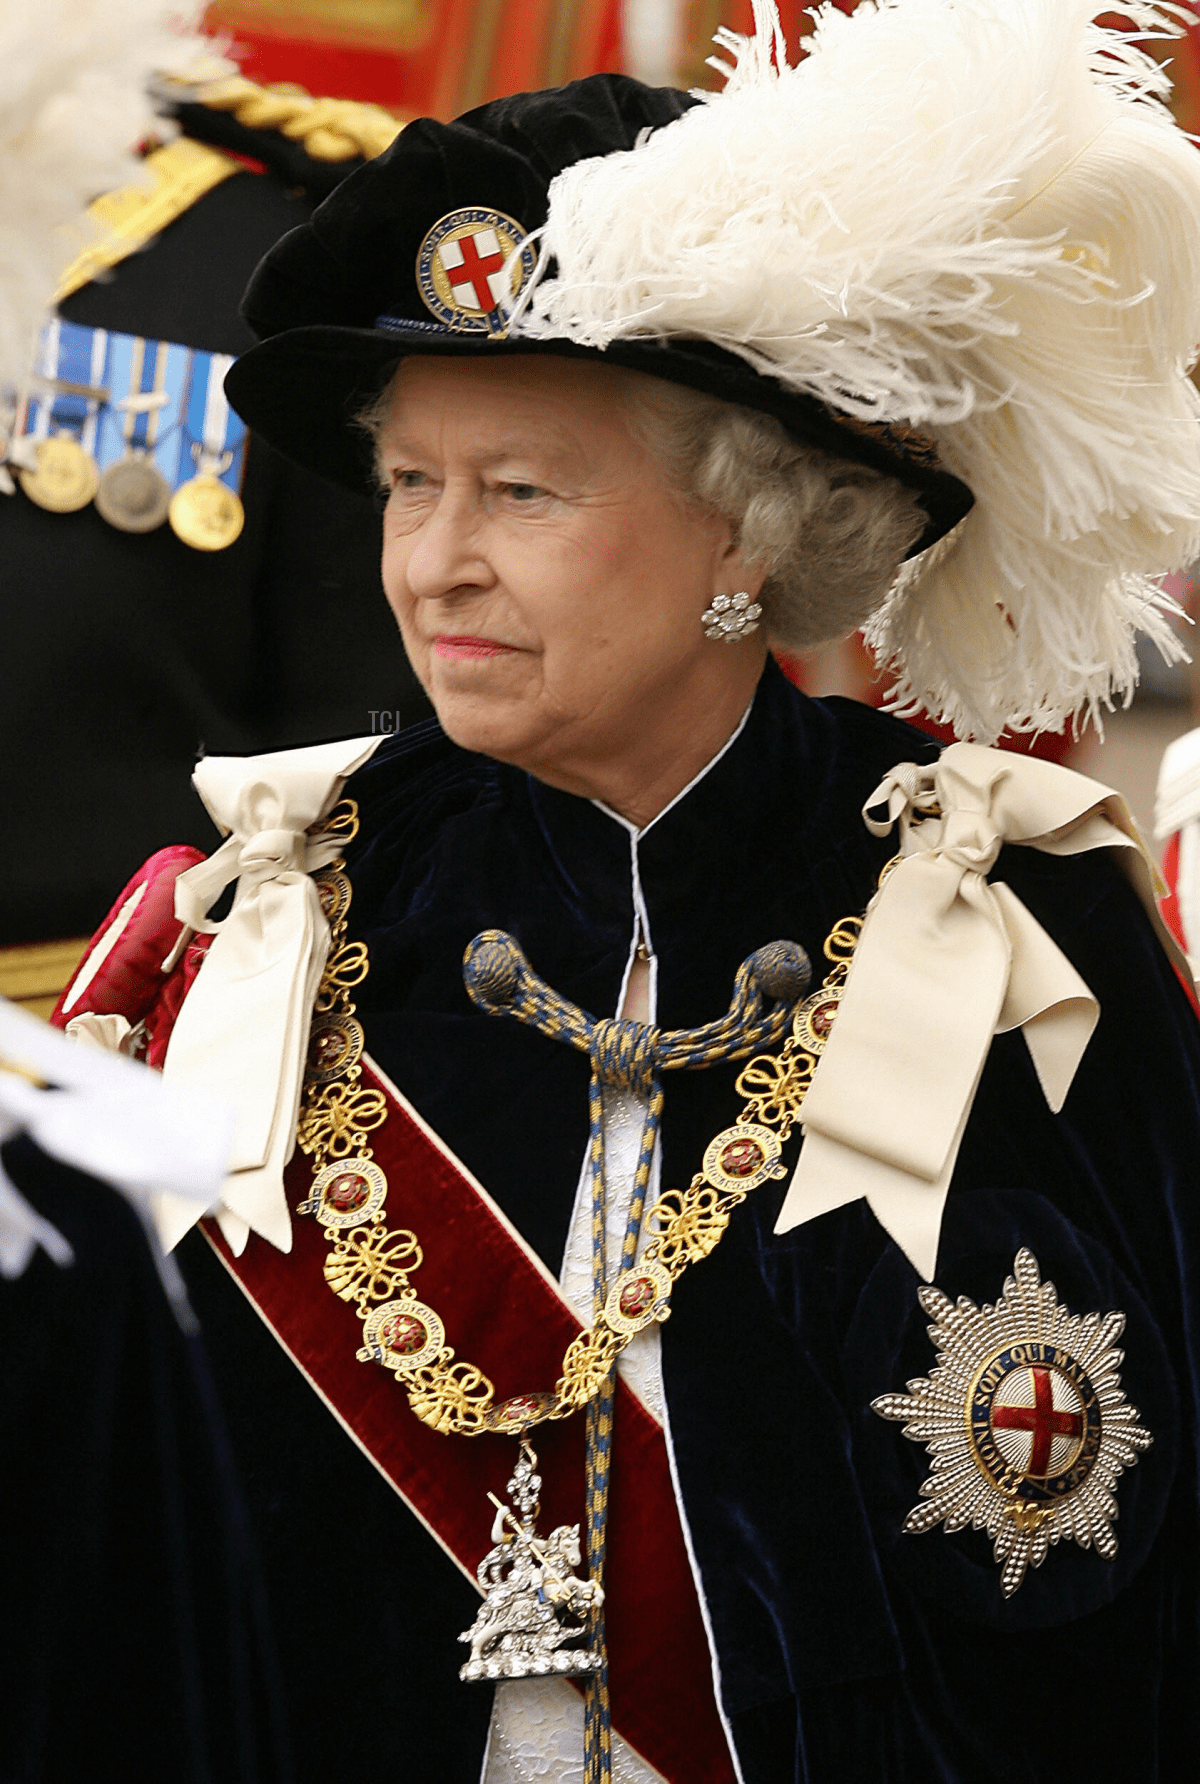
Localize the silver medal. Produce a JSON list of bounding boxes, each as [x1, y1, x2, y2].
[[95, 454, 172, 533]]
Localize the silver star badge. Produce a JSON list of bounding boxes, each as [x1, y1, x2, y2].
[[873, 1248, 1152, 1596]]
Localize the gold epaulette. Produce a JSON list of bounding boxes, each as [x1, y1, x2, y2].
[[54, 136, 243, 303], [52, 76, 405, 305]]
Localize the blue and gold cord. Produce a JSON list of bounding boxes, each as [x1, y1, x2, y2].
[[463, 931, 811, 1783], [581, 1063, 664, 1784]]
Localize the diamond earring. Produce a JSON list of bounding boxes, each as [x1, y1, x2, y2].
[[701, 591, 763, 641]]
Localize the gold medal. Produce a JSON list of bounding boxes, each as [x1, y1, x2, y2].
[[168, 473, 245, 551], [16, 436, 98, 513], [95, 454, 172, 533]]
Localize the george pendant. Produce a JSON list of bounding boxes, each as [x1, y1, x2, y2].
[[459, 1439, 605, 1683]]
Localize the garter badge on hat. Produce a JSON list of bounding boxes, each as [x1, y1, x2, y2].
[[415, 208, 537, 337], [873, 1249, 1152, 1597]]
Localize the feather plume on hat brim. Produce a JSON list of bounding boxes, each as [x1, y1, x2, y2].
[[510, 0, 1200, 742], [224, 69, 973, 562]]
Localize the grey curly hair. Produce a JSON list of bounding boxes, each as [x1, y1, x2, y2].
[[359, 364, 927, 648], [624, 377, 929, 651]]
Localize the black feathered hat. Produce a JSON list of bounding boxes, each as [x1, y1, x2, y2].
[[224, 1, 1200, 744], [224, 71, 972, 557]]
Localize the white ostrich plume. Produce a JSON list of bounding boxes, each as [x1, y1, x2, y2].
[[0, 0, 213, 403], [514, 0, 1200, 740]]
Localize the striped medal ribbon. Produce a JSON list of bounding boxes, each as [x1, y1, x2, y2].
[[13, 318, 105, 513], [95, 335, 173, 533], [9, 320, 248, 550], [169, 347, 247, 550]]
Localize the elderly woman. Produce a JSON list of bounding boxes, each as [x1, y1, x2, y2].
[[54, 5, 1200, 1783]]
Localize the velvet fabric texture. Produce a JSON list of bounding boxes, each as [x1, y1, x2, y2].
[[0, 1135, 291, 1784], [224, 74, 973, 549], [181, 660, 1199, 1781]]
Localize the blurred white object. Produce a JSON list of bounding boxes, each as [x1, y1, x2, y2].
[[0, 996, 232, 1285], [622, 0, 685, 84], [1156, 724, 1200, 959], [0, 1156, 73, 1279], [0, 0, 211, 398]]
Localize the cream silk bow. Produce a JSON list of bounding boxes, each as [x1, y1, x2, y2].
[[157, 736, 383, 1255], [775, 743, 1187, 1282]]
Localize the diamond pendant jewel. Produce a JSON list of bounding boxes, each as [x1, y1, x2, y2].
[[459, 1440, 605, 1682]]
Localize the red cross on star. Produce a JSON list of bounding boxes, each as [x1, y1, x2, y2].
[[992, 1366, 1083, 1477]]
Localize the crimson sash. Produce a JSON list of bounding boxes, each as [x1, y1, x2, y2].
[[204, 1055, 738, 1784]]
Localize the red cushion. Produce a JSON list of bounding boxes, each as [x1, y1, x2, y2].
[[51, 845, 206, 1035]]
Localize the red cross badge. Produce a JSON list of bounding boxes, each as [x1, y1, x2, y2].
[[415, 208, 538, 337], [873, 1248, 1152, 1596]]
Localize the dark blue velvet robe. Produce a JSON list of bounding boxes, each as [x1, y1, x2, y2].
[[1, 1136, 292, 1784], [180, 660, 1200, 1782]]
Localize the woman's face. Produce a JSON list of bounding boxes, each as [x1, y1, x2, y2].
[[377, 355, 767, 816]]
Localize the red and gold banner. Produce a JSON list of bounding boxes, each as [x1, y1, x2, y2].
[[204, 0, 622, 115], [203, 0, 1200, 130]]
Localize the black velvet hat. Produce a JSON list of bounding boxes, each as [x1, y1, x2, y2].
[[225, 73, 973, 555]]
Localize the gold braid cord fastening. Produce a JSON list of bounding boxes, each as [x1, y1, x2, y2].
[[186, 74, 404, 163], [296, 798, 865, 1438]]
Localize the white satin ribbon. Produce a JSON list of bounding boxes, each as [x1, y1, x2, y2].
[[65, 1011, 138, 1054], [158, 736, 382, 1256], [776, 743, 1186, 1282]]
